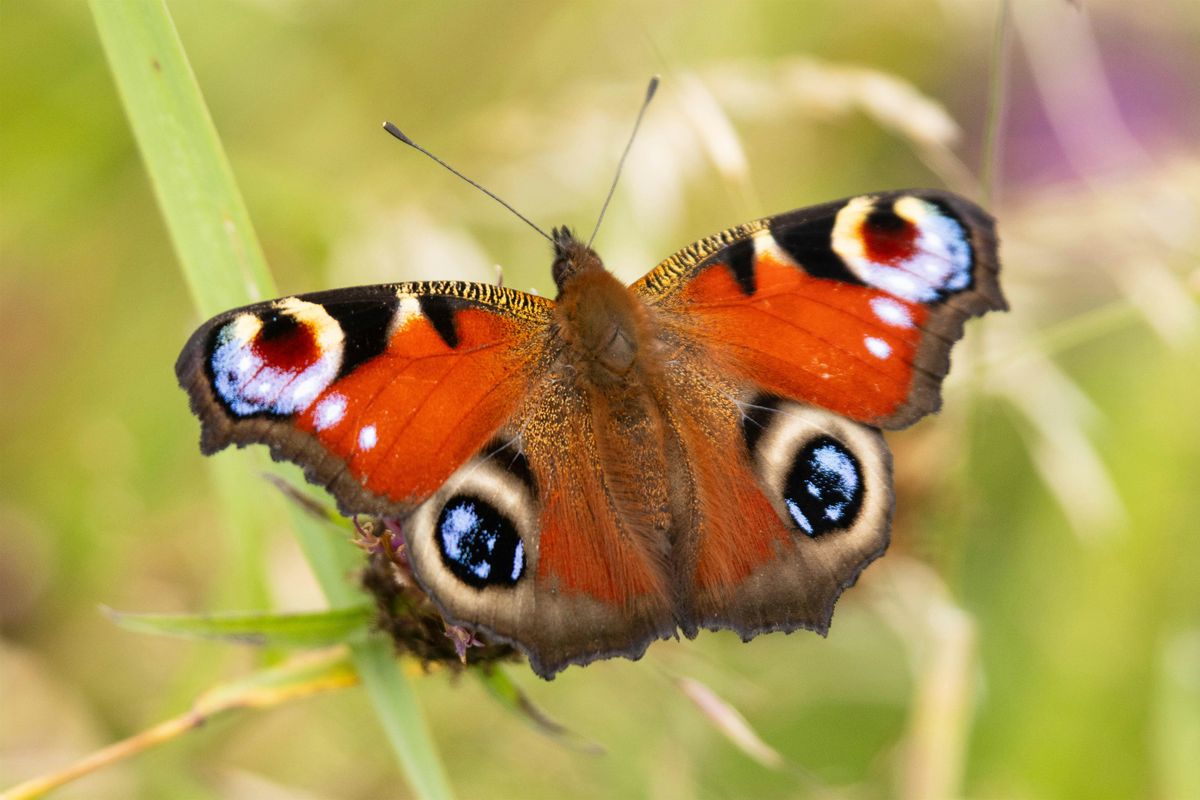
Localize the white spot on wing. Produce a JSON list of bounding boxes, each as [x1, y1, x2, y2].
[[753, 230, 793, 266], [812, 444, 859, 495], [870, 296, 914, 328], [292, 373, 332, 411], [358, 424, 377, 451], [391, 292, 424, 337], [511, 540, 524, 581], [786, 498, 814, 534], [313, 393, 347, 431], [864, 336, 892, 359], [441, 503, 478, 562]]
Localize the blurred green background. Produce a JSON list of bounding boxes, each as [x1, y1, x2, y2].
[[2, 1, 1199, 798]]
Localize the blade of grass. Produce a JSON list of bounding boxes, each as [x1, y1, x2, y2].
[[89, 3, 453, 798], [105, 605, 373, 648]]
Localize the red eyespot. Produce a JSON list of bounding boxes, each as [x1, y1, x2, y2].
[[251, 314, 320, 372], [861, 209, 918, 265]]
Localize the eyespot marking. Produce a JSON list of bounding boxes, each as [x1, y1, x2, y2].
[[253, 312, 319, 372], [832, 195, 973, 302], [783, 436, 864, 537], [210, 299, 344, 417], [436, 495, 525, 588], [862, 206, 918, 265]]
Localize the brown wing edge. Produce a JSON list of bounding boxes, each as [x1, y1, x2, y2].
[[877, 191, 1006, 429], [413, 581, 679, 680]]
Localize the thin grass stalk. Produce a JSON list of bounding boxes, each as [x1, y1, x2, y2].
[[978, 0, 1012, 208]]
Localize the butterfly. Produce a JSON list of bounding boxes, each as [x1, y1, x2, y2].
[[177, 188, 1005, 679]]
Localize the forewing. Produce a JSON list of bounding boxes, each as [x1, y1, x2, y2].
[[635, 189, 1005, 429], [176, 282, 553, 517]]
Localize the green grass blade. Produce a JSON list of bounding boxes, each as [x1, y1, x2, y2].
[[106, 606, 373, 648], [89, 3, 454, 798], [87, 2, 274, 313]]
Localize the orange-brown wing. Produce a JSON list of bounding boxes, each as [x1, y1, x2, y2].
[[176, 281, 553, 517], [635, 189, 1005, 429], [635, 189, 1003, 638], [401, 374, 678, 679], [647, 334, 893, 640]]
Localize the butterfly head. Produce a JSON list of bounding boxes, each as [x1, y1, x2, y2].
[[551, 226, 604, 296]]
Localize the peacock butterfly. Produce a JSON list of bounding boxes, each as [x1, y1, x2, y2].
[[177, 120, 1004, 679]]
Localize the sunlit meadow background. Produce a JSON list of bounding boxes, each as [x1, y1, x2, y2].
[[3, 1, 1199, 798]]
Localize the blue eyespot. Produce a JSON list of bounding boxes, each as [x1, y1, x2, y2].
[[436, 495, 524, 588], [783, 436, 863, 537]]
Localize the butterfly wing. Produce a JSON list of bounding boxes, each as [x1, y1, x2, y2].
[[176, 282, 555, 516], [635, 189, 1003, 638], [401, 374, 677, 679], [659, 360, 895, 639], [178, 280, 676, 677], [636, 189, 1005, 429]]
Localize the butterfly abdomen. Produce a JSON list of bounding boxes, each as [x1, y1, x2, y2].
[[550, 238, 677, 589]]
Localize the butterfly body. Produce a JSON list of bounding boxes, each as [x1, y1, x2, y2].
[[179, 189, 1004, 678]]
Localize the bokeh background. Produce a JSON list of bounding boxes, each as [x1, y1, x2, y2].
[[3, 1, 1199, 798]]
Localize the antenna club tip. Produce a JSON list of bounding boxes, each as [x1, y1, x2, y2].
[[382, 121, 411, 144], [646, 75, 660, 99]]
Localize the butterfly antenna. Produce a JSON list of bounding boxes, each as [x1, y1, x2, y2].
[[587, 75, 660, 249], [382, 122, 553, 244]]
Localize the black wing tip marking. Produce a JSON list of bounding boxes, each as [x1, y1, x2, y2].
[[417, 295, 460, 349], [723, 237, 757, 296]]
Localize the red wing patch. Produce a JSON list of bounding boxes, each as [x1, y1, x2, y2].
[[638, 190, 1005, 429], [178, 282, 554, 516], [536, 456, 669, 605], [676, 248, 928, 426], [295, 307, 543, 505], [681, 421, 791, 592]]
